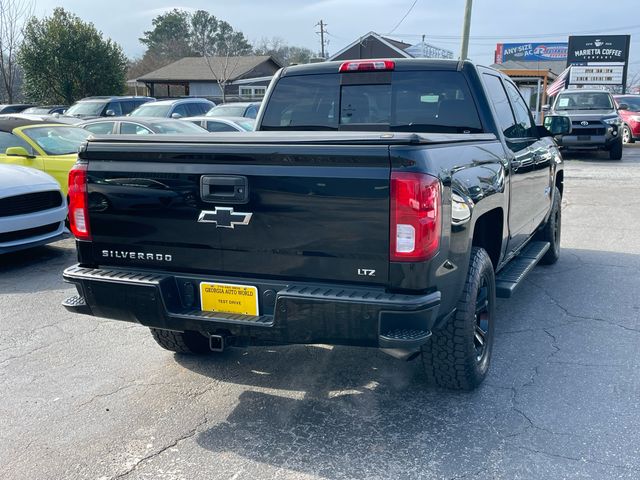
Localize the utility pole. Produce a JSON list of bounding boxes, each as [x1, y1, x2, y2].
[[316, 20, 328, 59], [460, 0, 473, 60]]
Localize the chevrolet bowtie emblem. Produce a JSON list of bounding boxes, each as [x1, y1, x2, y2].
[[197, 207, 253, 229]]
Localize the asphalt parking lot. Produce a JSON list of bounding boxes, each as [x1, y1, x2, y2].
[[1, 145, 640, 480]]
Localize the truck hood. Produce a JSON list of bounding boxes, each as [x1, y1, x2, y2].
[[0, 164, 58, 190], [554, 109, 617, 118]]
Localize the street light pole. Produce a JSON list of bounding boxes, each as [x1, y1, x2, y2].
[[460, 0, 473, 60]]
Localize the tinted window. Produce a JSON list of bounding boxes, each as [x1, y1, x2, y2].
[[206, 122, 238, 132], [105, 102, 122, 116], [84, 122, 115, 134], [207, 105, 246, 117], [483, 74, 518, 138], [504, 82, 536, 138], [246, 106, 258, 118], [617, 96, 640, 111], [172, 104, 189, 117], [120, 122, 152, 135], [555, 91, 613, 110], [146, 121, 207, 134], [262, 71, 482, 133], [130, 104, 171, 117], [120, 101, 137, 115], [0, 132, 34, 154], [66, 101, 106, 116], [191, 102, 211, 116]]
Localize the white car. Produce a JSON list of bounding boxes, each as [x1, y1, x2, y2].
[[0, 164, 67, 254]]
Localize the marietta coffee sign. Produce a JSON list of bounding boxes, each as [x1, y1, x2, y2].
[[567, 35, 631, 64]]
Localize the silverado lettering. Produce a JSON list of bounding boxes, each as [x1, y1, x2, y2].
[[101, 250, 172, 262], [64, 59, 569, 391]]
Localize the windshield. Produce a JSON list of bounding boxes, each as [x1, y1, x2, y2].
[[207, 105, 246, 117], [130, 104, 172, 117], [22, 107, 50, 114], [261, 71, 483, 133], [65, 101, 105, 116], [150, 121, 207, 134], [22, 126, 90, 155], [617, 96, 640, 112], [555, 92, 614, 111]]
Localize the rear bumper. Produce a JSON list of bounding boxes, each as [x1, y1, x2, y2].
[[62, 264, 441, 349]]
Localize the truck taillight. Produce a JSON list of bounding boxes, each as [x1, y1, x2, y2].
[[390, 172, 441, 262], [68, 163, 91, 241]]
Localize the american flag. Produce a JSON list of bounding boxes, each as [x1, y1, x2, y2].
[[546, 67, 571, 97]]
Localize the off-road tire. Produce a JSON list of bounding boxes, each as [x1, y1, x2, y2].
[[150, 328, 211, 354], [422, 247, 496, 390], [536, 187, 561, 265], [609, 138, 623, 160]]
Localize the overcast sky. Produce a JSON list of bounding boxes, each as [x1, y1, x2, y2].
[[32, 0, 640, 77]]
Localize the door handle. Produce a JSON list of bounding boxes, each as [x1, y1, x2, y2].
[[200, 175, 249, 204]]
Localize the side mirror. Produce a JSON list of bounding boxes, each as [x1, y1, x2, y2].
[[541, 104, 551, 113], [617, 103, 629, 111], [542, 115, 572, 136], [171, 112, 182, 119], [6, 146, 34, 158], [105, 109, 116, 116]]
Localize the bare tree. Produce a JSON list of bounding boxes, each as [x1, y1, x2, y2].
[[0, 0, 33, 102], [203, 54, 242, 103], [203, 22, 251, 103]]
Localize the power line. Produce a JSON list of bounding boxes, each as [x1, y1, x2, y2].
[[389, 23, 640, 40], [387, 0, 419, 35]]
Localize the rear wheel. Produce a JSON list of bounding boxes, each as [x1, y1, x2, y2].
[[609, 138, 623, 160], [422, 247, 496, 390], [149, 328, 211, 354]]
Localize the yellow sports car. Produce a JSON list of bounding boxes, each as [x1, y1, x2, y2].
[[0, 116, 90, 195]]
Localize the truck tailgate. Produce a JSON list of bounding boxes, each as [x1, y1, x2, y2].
[[84, 140, 391, 286]]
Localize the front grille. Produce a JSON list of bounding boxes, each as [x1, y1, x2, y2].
[[0, 222, 60, 243], [0, 191, 63, 217], [572, 127, 606, 136]]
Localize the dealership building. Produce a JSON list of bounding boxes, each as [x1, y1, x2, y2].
[[491, 42, 567, 121]]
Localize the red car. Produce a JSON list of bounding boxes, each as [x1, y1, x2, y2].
[[614, 95, 640, 144]]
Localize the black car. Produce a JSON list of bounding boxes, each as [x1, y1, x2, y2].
[[79, 117, 208, 135], [0, 104, 36, 114], [206, 102, 260, 119], [64, 96, 155, 119], [22, 105, 68, 115]]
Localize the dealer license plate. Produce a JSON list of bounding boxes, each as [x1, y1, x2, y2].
[[577, 135, 591, 141], [200, 282, 259, 316]]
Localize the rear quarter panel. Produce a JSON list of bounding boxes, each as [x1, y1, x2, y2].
[[390, 140, 508, 316]]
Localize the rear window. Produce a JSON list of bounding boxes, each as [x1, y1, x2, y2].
[[261, 71, 482, 133]]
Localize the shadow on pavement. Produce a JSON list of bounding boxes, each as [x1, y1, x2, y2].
[[173, 247, 640, 478], [0, 239, 75, 293]]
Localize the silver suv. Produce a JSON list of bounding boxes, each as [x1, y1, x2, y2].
[[550, 89, 623, 160], [129, 98, 215, 119]]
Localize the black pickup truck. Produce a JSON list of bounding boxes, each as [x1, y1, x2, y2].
[[63, 59, 570, 390]]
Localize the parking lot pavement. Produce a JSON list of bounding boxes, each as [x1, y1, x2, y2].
[[1, 145, 639, 480]]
